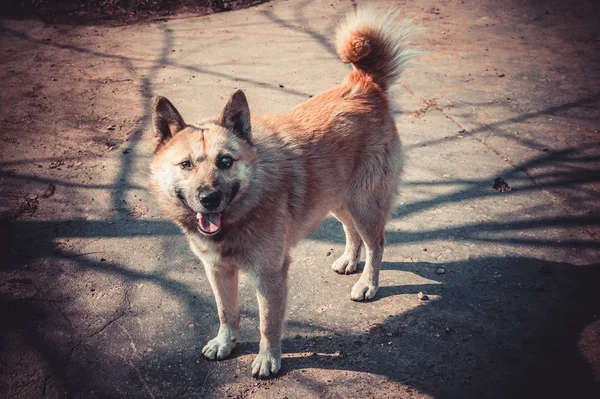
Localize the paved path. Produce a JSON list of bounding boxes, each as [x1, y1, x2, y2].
[[1, 0, 599, 398]]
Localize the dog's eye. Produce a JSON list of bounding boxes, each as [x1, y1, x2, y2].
[[179, 160, 193, 170], [217, 155, 234, 170]]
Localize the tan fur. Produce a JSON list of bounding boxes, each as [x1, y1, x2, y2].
[[149, 6, 417, 378]]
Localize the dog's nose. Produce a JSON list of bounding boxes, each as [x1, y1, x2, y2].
[[199, 191, 222, 210]]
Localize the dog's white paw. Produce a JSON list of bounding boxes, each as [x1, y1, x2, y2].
[[202, 335, 236, 360], [351, 280, 378, 301], [332, 253, 359, 274], [251, 350, 281, 378]]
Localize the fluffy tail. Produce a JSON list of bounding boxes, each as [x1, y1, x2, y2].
[[336, 6, 418, 91]]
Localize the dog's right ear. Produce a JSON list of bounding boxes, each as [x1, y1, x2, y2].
[[152, 96, 186, 151]]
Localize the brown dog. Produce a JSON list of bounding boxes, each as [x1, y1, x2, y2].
[[150, 6, 417, 378]]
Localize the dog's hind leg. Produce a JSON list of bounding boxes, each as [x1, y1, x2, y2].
[[331, 205, 363, 274], [202, 263, 240, 360], [346, 197, 389, 301]]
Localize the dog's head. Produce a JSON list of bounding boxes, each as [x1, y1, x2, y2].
[[150, 90, 255, 237]]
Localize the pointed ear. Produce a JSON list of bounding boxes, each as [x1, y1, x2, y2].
[[152, 96, 186, 151], [218, 89, 251, 142]]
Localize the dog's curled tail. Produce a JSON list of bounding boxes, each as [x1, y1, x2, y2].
[[336, 6, 418, 91]]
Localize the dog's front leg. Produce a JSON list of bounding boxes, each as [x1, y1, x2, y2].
[[251, 256, 290, 378], [202, 263, 239, 360]]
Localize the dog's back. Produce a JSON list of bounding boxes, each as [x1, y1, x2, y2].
[[251, 6, 418, 243]]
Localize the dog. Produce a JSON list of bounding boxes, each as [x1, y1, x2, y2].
[[150, 6, 417, 378]]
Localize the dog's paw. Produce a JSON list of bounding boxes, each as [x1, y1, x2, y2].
[[251, 350, 281, 378], [202, 335, 236, 360], [332, 253, 359, 274], [350, 280, 378, 301]]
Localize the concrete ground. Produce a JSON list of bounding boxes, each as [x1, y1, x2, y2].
[[1, 0, 599, 398]]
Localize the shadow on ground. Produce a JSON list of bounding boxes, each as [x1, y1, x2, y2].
[[2, 131, 599, 396], [2, 221, 599, 397], [1, 0, 600, 397], [275, 257, 600, 398]]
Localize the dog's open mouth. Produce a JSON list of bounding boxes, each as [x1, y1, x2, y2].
[[197, 212, 221, 235]]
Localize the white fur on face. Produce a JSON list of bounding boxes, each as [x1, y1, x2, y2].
[[151, 124, 256, 205]]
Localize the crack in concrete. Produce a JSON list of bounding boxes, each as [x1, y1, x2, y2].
[[400, 83, 597, 225], [437, 107, 577, 195], [120, 324, 156, 399], [436, 105, 599, 241], [198, 368, 212, 398], [88, 284, 132, 339], [64, 284, 132, 373], [41, 375, 51, 398]]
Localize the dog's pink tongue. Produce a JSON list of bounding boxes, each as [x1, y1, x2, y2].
[[198, 212, 221, 234]]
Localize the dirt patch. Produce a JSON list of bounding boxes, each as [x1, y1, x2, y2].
[[411, 98, 438, 119], [1, 0, 267, 25]]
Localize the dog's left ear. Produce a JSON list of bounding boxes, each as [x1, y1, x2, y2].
[[219, 89, 251, 142], [152, 96, 186, 151]]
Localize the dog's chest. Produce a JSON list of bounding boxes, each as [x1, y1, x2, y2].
[[187, 234, 253, 269]]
